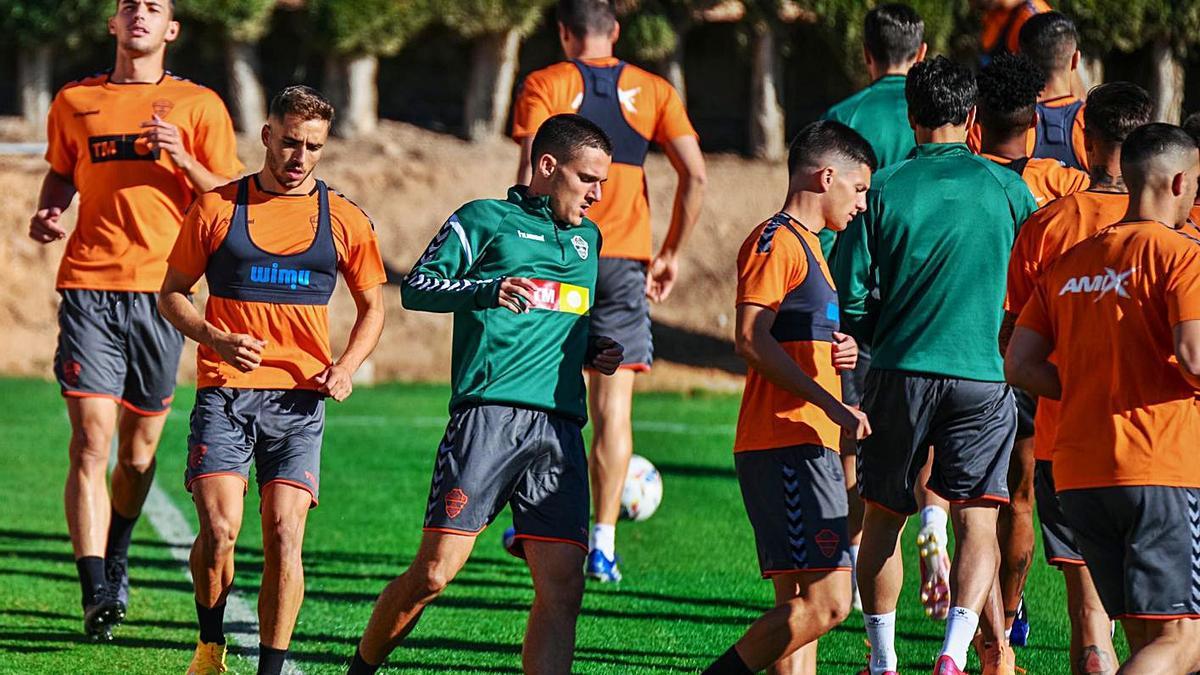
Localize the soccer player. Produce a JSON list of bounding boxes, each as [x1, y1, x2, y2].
[[819, 2, 924, 612], [976, 0, 1050, 66], [348, 114, 624, 675], [703, 120, 874, 675], [1019, 12, 1088, 170], [511, 0, 707, 582], [27, 0, 241, 640], [833, 56, 1036, 675], [159, 86, 387, 675], [1003, 80, 1150, 673], [1006, 122, 1200, 673]]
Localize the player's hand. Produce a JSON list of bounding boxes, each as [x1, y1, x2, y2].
[[497, 277, 538, 314], [832, 332, 858, 371], [314, 363, 353, 402], [212, 332, 267, 372], [829, 403, 871, 441], [588, 336, 624, 375], [645, 253, 679, 303], [140, 115, 193, 171], [29, 207, 67, 243]]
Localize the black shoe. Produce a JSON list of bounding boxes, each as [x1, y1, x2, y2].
[[104, 557, 129, 624], [83, 601, 119, 642]]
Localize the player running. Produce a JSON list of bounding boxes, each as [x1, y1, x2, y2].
[[702, 120, 874, 675], [511, 0, 706, 583], [159, 86, 387, 675], [348, 114, 623, 675], [27, 0, 241, 641], [1006, 123, 1200, 673], [1003, 81, 1150, 672], [833, 56, 1036, 675], [1019, 12, 1088, 170]]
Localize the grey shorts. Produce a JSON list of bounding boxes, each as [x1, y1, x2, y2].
[[1060, 485, 1200, 619], [589, 258, 652, 370], [55, 289, 184, 414], [1014, 387, 1037, 440], [735, 445, 852, 577], [185, 387, 324, 506], [840, 345, 872, 407], [857, 370, 1016, 515], [1034, 461, 1084, 567], [424, 404, 589, 552]]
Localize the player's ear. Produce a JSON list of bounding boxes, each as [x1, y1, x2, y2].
[[261, 121, 271, 148], [610, 20, 620, 44], [1172, 171, 1187, 199], [557, 22, 570, 47], [820, 167, 835, 192], [108, 14, 117, 37], [537, 153, 558, 179], [1070, 49, 1081, 72], [164, 19, 181, 43], [914, 43, 928, 64]]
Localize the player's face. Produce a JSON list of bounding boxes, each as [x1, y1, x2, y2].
[[823, 163, 871, 232], [547, 146, 611, 226], [263, 114, 330, 191], [110, 0, 178, 55]]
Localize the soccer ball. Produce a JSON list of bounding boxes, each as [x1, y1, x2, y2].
[[620, 455, 663, 522]]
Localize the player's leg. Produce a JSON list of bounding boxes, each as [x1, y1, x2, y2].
[[1062, 565, 1117, 674], [257, 482, 312, 675], [189, 474, 246, 674], [586, 367, 635, 576], [998, 388, 1038, 645], [858, 504, 907, 674], [840, 347, 870, 611], [523, 540, 587, 674], [1115, 618, 1200, 674], [942, 503, 1004, 668], [915, 454, 952, 620], [746, 571, 852, 674]]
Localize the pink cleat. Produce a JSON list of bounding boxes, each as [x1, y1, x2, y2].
[[933, 655, 966, 675]]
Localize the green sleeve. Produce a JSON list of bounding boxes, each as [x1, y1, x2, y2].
[[401, 206, 501, 313], [817, 228, 837, 261], [832, 190, 879, 344], [1008, 181, 1038, 236]]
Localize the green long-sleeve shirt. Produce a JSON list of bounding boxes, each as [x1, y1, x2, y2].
[[402, 186, 602, 422], [832, 143, 1037, 382]]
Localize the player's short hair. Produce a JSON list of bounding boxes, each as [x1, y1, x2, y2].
[[269, 85, 334, 124], [1182, 112, 1200, 146], [1120, 123, 1199, 189], [557, 0, 616, 39], [1018, 12, 1077, 75], [906, 56, 977, 129], [1083, 82, 1153, 145], [531, 114, 613, 165], [863, 4, 925, 67], [115, 0, 175, 11], [787, 120, 878, 178], [976, 54, 1046, 137]]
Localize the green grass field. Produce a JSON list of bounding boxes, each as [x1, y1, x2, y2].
[[0, 377, 1120, 674]]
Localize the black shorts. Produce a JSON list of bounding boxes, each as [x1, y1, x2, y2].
[[54, 289, 184, 415], [424, 404, 589, 552], [839, 345, 872, 408], [735, 445, 852, 577], [1033, 461, 1084, 567], [1060, 485, 1200, 620], [1014, 387, 1037, 440], [857, 370, 1015, 515], [185, 387, 324, 506], [589, 258, 652, 370]]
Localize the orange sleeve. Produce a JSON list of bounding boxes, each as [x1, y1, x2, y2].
[[1006, 212, 1045, 313], [44, 91, 77, 178], [167, 195, 219, 279], [511, 71, 556, 140], [191, 91, 244, 179], [737, 234, 805, 311], [1166, 244, 1200, 325], [333, 197, 388, 292], [652, 80, 697, 145], [1016, 279, 1054, 339]]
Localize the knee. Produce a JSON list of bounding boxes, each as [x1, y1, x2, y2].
[[536, 570, 584, 614], [263, 515, 305, 562], [116, 453, 156, 478], [410, 563, 457, 602], [199, 518, 239, 560], [69, 426, 112, 467]]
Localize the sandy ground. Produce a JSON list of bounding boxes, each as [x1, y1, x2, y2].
[[1, 118, 786, 392]]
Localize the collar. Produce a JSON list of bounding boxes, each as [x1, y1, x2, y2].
[[508, 185, 556, 221], [913, 142, 972, 158], [874, 74, 907, 86]]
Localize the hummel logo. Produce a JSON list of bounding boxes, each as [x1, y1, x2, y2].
[[73, 110, 100, 117], [1058, 267, 1135, 302], [517, 230, 545, 242]]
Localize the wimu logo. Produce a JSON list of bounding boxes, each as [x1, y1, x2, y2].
[[250, 262, 312, 290]]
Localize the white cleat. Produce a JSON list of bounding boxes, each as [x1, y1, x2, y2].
[[917, 525, 951, 620]]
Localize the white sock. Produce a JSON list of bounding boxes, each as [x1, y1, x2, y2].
[[589, 524, 615, 557], [850, 545, 861, 596], [941, 606, 980, 668], [920, 505, 949, 535], [865, 611, 897, 674]]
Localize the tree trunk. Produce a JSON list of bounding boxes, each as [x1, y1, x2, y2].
[[1148, 39, 1184, 124], [18, 44, 53, 134], [1078, 51, 1104, 95], [325, 53, 378, 139], [463, 28, 521, 142], [747, 22, 785, 161], [224, 39, 267, 133], [662, 36, 687, 103]]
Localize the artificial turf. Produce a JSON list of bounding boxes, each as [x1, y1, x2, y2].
[[0, 377, 1122, 673]]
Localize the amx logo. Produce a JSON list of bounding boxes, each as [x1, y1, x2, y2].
[[1058, 267, 1136, 301], [250, 262, 312, 290]]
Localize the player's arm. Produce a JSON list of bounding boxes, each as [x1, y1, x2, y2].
[[1175, 321, 1200, 389], [1004, 326, 1060, 400], [646, 134, 707, 303], [28, 170, 77, 243], [158, 267, 266, 373], [314, 285, 385, 402], [735, 303, 871, 439]]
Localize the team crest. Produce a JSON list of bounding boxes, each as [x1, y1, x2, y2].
[[61, 359, 82, 387], [188, 443, 208, 470], [814, 529, 841, 558], [445, 488, 469, 519], [571, 235, 589, 260], [152, 99, 174, 118]]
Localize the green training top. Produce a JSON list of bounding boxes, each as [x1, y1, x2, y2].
[[819, 74, 916, 258], [831, 143, 1037, 382], [401, 186, 602, 423]]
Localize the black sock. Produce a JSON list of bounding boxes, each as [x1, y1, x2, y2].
[[257, 644, 288, 675], [76, 556, 106, 607], [196, 601, 227, 645], [703, 646, 753, 675], [347, 648, 380, 675], [106, 508, 139, 561]]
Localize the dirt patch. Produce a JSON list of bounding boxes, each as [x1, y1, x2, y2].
[[1, 119, 786, 392]]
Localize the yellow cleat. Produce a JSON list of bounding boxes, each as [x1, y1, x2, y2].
[[186, 640, 228, 675]]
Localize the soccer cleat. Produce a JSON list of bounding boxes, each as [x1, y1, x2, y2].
[[981, 641, 1017, 675], [186, 640, 229, 675], [916, 524, 951, 620], [104, 556, 129, 624], [585, 548, 622, 583], [82, 601, 118, 642], [1009, 594, 1029, 647], [932, 655, 966, 675], [501, 526, 522, 559]]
